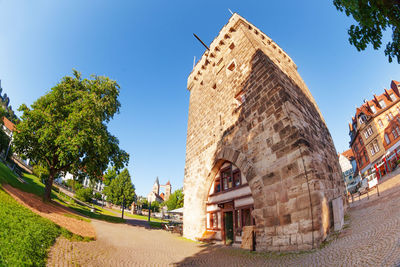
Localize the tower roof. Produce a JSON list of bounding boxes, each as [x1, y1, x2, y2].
[[155, 177, 159, 185], [166, 180, 170, 185]]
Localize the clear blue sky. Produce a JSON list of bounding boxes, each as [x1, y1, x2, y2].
[[1, 1, 400, 196]]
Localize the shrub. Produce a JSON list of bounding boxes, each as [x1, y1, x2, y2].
[[75, 187, 93, 203], [94, 192, 102, 200]]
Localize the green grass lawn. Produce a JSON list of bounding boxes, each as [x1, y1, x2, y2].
[[0, 187, 60, 266]]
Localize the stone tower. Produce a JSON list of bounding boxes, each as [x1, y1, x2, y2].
[[164, 181, 171, 201], [183, 14, 345, 251], [152, 177, 159, 195]]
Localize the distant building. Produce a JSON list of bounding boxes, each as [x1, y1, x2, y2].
[[338, 149, 357, 185], [349, 80, 400, 178], [147, 177, 172, 203]]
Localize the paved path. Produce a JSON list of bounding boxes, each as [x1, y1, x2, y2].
[[48, 173, 400, 266]]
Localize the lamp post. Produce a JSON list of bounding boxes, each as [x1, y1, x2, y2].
[[148, 201, 151, 222], [121, 179, 128, 220]]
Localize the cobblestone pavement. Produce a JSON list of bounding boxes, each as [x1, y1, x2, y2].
[[48, 174, 400, 266]]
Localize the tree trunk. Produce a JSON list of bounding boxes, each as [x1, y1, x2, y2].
[[44, 172, 55, 202]]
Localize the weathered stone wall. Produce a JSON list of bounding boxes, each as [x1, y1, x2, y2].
[[183, 14, 345, 251]]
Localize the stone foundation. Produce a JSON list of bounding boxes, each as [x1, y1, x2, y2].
[[183, 13, 345, 251]]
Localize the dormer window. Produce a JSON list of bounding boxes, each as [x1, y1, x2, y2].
[[379, 100, 386, 108], [390, 93, 397, 101], [370, 105, 377, 113], [358, 114, 367, 124]]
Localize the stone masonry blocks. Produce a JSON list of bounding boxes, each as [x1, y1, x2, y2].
[[183, 14, 345, 251]]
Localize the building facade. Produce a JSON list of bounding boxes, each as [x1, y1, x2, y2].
[[338, 149, 357, 185], [349, 81, 400, 177], [183, 14, 344, 251]]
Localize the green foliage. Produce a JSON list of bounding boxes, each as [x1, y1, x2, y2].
[[103, 166, 117, 186], [103, 168, 135, 206], [0, 188, 60, 266], [151, 200, 160, 212], [164, 188, 184, 211], [94, 192, 102, 200], [138, 198, 149, 209], [12, 70, 129, 200], [33, 164, 49, 183], [75, 187, 93, 203], [65, 179, 83, 191], [0, 129, 10, 156], [334, 0, 400, 62]]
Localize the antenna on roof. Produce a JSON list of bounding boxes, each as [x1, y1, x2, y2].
[[193, 56, 196, 69], [228, 8, 233, 15], [193, 33, 210, 51]]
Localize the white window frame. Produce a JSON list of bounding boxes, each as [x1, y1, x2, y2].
[[393, 129, 399, 139], [391, 94, 396, 101], [373, 141, 380, 153], [385, 133, 391, 144], [379, 100, 386, 108], [370, 105, 377, 113], [378, 119, 384, 128]]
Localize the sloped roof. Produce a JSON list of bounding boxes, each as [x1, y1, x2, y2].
[[3, 117, 15, 132], [341, 149, 354, 160]]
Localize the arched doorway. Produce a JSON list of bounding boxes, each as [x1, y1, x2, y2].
[[205, 160, 255, 245]]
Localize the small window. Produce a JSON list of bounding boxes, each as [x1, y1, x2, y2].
[[233, 170, 241, 187], [378, 119, 384, 128], [396, 126, 400, 136], [393, 129, 398, 139], [235, 91, 245, 107], [385, 133, 391, 144], [370, 146, 376, 155], [379, 100, 386, 108], [214, 178, 221, 193], [373, 141, 380, 153], [389, 112, 394, 119], [359, 137, 363, 145], [391, 93, 396, 101], [370, 105, 377, 113], [387, 114, 391, 122], [227, 61, 236, 71], [209, 212, 218, 229]]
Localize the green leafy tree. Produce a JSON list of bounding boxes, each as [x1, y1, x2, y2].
[[94, 192, 102, 201], [0, 106, 10, 157], [138, 198, 149, 210], [164, 189, 184, 211], [334, 0, 400, 62], [103, 166, 117, 186], [65, 179, 83, 191], [75, 187, 94, 203], [151, 201, 160, 212], [103, 168, 135, 207], [12, 70, 129, 201]]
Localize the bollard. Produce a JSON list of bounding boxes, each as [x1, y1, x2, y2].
[[367, 189, 369, 200], [377, 184, 380, 197]]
